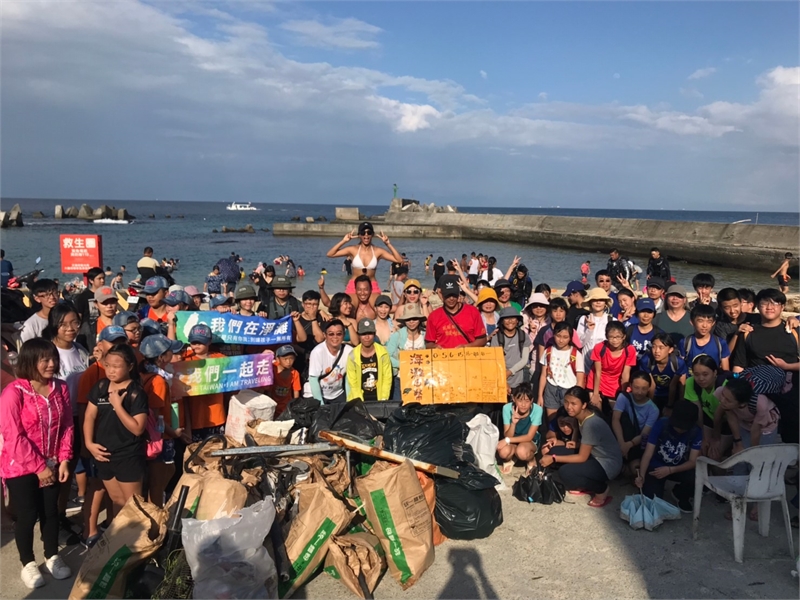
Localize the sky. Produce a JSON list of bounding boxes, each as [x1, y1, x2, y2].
[[1, 1, 798, 210]]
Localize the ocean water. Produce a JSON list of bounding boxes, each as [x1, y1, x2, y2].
[[1, 198, 797, 293]]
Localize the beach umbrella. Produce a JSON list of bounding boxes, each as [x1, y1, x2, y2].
[[619, 490, 681, 531], [215, 256, 240, 282]]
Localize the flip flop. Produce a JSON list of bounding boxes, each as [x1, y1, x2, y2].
[[568, 490, 590, 496], [588, 495, 613, 508], [500, 461, 514, 475]]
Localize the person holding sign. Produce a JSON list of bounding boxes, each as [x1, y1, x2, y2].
[[425, 275, 487, 350], [309, 320, 353, 404], [346, 319, 393, 402], [497, 383, 542, 475], [179, 325, 227, 442]]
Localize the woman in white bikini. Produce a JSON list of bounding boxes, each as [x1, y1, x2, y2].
[[326, 221, 403, 303]]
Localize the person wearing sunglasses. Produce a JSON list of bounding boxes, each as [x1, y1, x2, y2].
[[20, 279, 60, 343], [394, 279, 431, 321], [308, 320, 353, 404]]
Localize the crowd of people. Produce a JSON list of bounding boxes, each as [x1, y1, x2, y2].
[[1, 223, 798, 589]]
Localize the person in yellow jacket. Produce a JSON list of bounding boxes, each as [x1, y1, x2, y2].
[[346, 318, 393, 402]]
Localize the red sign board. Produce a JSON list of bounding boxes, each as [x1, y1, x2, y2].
[[60, 235, 103, 274]]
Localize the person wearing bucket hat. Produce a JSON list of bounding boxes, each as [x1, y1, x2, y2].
[[387, 303, 427, 388], [234, 283, 265, 318], [654, 284, 693, 346], [490, 307, 531, 388], [346, 318, 392, 402], [138, 275, 170, 328], [635, 399, 702, 513], [326, 221, 403, 302], [265, 275, 302, 320], [426, 274, 487, 349], [493, 279, 522, 312], [475, 287, 500, 338], [577, 288, 614, 369]]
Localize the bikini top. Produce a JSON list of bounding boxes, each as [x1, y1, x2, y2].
[[352, 246, 378, 270]]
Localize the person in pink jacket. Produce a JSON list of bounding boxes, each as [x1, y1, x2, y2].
[[0, 339, 74, 589]]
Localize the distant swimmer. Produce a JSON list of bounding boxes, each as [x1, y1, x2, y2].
[[771, 252, 793, 293]]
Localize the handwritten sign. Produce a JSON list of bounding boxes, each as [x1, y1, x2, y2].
[[398, 346, 507, 404], [173, 352, 274, 396], [60, 234, 103, 273], [174, 311, 292, 346]]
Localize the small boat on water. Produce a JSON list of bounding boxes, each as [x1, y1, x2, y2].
[[93, 219, 131, 224], [226, 202, 258, 211]]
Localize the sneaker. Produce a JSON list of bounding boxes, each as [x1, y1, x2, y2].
[[82, 533, 102, 549], [45, 555, 71, 580], [675, 496, 693, 514], [20, 561, 45, 589]]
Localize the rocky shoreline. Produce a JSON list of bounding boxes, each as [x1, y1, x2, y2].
[[0, 202, 134, 227]]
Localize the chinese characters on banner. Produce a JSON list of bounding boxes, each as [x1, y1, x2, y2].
[[60, 235, 103, 273], [398, 347, 507, 404], [174, 311, 293, 346], [172, 352, 274, 396]]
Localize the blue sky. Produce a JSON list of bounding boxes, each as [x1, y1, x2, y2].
[[2, 1, 798, 210]]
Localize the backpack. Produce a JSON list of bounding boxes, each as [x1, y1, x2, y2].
[[498, 328, 526, 351], [618, 391, 641, 441], [644, 353, 679, 377], [683, 334, 722, 363], [544, 345, 579, 377]]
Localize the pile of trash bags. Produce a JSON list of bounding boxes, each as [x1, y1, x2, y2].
[[68, 399, 505, 599]]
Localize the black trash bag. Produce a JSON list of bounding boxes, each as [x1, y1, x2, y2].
[[278, 396, 320, 429], [309, 399, 384, 442], [512, 467, 565, 505], [434, 462, 503, 540], [383, 403, 467, 466]]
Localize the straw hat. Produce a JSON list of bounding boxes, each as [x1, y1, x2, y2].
[[397, 303, 427, 322], [477, 287, 499, 306], [581, 287, 613, 308]]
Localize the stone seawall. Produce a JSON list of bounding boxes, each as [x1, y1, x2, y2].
[[273, 211, 799, 272]]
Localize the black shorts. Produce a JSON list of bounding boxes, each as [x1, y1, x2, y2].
[[468, 274, 478, 286], [96, 454, 146, 483], [778, 275, 789, 287]]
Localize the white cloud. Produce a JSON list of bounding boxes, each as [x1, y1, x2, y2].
[[538, 92, 548, 100], [679, 87, 704, 99], [281, 17, 382, 50], [613, 73, 620, 79], [688, 67, 716, 80], [479, 70, 487, 80]]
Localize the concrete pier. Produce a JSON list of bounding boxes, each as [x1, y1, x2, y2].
[[273, 209, 799, 272]]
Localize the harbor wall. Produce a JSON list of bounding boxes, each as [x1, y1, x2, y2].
[[273, 211, 799, 272]]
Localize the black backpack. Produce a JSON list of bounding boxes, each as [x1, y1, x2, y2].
[[512, 466, 565, 505]]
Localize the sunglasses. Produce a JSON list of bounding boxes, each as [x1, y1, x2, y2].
[[405, 288, 421, 294]]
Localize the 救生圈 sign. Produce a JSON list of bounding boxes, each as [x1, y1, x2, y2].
[[174, 311, 293, 346], [172, 352, 274, 396], [60, 235, 103, 273], [398, 347, 507, 404]]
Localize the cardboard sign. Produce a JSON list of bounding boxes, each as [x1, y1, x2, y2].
[[172, 352, 274, 396], [60, 234, 103, 273], [174, 311, 292, 346], [398, 346, 506, 404]]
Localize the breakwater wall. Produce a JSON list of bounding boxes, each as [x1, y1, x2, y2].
[[273, 211, 799, 272]]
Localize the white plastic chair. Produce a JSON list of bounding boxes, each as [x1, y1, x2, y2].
[[693, 444, 799, 563]]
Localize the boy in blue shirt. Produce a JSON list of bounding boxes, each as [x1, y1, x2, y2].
[[497, 382, 543, 475], [682, 304, 730, 372], [626, 298, 661, 361]]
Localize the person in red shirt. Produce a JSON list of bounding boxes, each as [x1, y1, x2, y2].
[[586, 321, 637, 419], [181, 324, 227, 442], [268, 345, 301, 417], [138, 276, 170, 330], [425, 275, 487, 349]]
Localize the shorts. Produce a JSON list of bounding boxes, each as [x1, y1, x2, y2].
[[468, 274, 478, 286], [323, 391, 347, 405], [542, 382, 567, 410], [778, 274, 789, 287], [79, 456, 99, 479], [96, 454, 146, 483], [192, 425, 225, 444], [345, 279, 381, 295]]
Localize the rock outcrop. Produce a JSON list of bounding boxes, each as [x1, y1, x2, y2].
[[0, 204, 24, 228], [32, 211, 44, 218], [66, 206, 80, 218], [221, 224, 256, 233], [77, 204, 95, 220], [55, 205, 64, 219]]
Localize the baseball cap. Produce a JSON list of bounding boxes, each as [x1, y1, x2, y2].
[[358, 222, 374, 235], [169, 285, 184, 293], [403, 279, 422, 292], [94, 286, 117, 304], [188, 324, 212, 344], [143, 276, 169, 295], [139, 334, 184, 358], [184, 285, 202, 297], [438, 275, 460, 298], [647, 277, 666, 290], [140, 318, 162, 338], [234, 284, 258, 301], [375, 294, 392, 307], [112, 311, 139, 327], [636, 298, 656, 313], [210, 294, 233, 309], [276, 344, 297, 357], [163, 290, 192, 307], [562, 281, 587, 297], [357, 318, 376, 335], [666, 284, 687, 298], [270, 275, 294, 290], [97, 326, 127, 343]]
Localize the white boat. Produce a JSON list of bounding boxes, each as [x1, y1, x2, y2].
[[226, 202, 258, 211], [93, 218, 130, 224]]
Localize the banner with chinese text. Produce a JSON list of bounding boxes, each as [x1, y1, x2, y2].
[[398, 347, 507, 404], [174, 311, 292, 346], [173, 352, 274, 396]]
